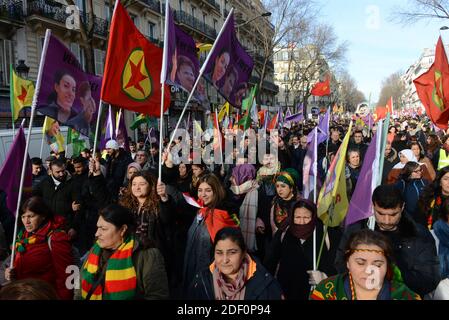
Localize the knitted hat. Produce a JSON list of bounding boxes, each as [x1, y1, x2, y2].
[[276, 168, 300, 188], [105, 139, 119, 150]]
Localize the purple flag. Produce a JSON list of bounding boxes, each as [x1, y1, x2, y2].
[[362, 113, 374, 129], [99, 105, 116, 150], [303, 127, 318, 200], [115, 109, 130, 152], [263, 111, 270, 130], [203, 11, 254, 108], [36, 34, 102, 138], [307, 109, 329, 144], [0, 127, 32, 216], [285, 112, 304, 123], [345, 133, 378, 226], [297, 103, 304, 114]]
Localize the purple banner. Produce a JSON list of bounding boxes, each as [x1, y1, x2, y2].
[[36, 34, 102, 138], [164, 6, 209, 108], [203, 13, 254, 108]]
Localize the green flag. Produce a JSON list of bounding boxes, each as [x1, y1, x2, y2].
[[242, 85, 257, 111], [67, 128, 85, 157], [130, 113, 151, 130]]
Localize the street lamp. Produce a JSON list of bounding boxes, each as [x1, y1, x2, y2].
[[15, 60, 30, 79], [236, 12, 271, 29]]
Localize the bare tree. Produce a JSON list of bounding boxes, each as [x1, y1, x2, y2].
[[392, 0, 449, 24], [337, 71, 366, 112], [282, 23, 348, 111], [241, 0, 315, 101], [377, 71, 406, 108]]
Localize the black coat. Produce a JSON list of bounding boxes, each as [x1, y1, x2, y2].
[[32, 175, 81, 231], [335, 215, 441, 297], [105, 149, 133, 200], [187, 257, 283, 300], [264, 222, 340, 300]]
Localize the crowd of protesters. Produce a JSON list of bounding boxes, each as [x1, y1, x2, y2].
[[0, 113, 448, 300]]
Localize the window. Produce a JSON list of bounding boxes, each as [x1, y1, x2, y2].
[[0, 39, 13, 86], [130, 13, 138, 26], [203, 12, 207, 25], [74, 0, 84, 11], [104, 2, 110, 21], [70, 43, 85, 71], [191, 5, 196, 18], [213, 19, 217, 32], [282, 51, 289, 61], [148, 22, 156, 38], [94, 49, 105, 75], [283, 74, 289, 81], [179, 0, 183, 11]]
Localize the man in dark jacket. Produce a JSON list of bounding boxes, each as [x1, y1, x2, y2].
[[31, 157, 47, 189], [104, 139, 133, 200], [335, 185, 441, 297], [32, 158, 81, 241], [318, 128, 341, 160], [382, 142, 399, 184]]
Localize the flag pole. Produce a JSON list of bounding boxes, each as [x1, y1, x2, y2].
[[10, 64, 16, 138], [166, 8, 235, 149], [39, 120, 45, 159], [10, 29, 52, 268], [313, 126, 318, 271], [158, 0, 171, 181], [92, 101, 103, 157]]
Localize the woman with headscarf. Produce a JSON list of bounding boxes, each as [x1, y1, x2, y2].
[[229, 164, 259, 253], [269, 168, 301, 236], [387, 149, 432, 184], [264, 199, 340, 300]]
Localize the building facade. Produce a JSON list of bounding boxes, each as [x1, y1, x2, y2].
[[401, 47, 435, 111], [273, 45, 333, 114], [0, 0, 277, 134]]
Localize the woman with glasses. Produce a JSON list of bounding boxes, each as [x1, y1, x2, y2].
[[394, 161, 429, 226], [410, 142, 436, 182]]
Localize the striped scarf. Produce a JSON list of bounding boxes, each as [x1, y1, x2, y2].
[[81, 236, 137, 300]]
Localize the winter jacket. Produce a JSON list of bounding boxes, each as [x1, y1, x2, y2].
[[32, 175, 81, 232], [394, 179, 428, 226], [264, 222, 341, 300], [105, 149, 133, 200], [433, 220, 449, 279], [335, 215, 441, 297], [13, 218, 74, 300], [187, 256, 283, 300]]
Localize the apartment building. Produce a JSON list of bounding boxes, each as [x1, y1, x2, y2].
[[0, 0, 277, 131]]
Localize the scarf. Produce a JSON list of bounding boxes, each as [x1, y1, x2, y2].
[[15, 220, 54, 253], [256, 162, 281, 182], [212, 253, 255, 300], [288, 202, 317, 240], [232, 181, 259, 252], [81, 236, 137, 300], [271, 196, 297, 233], [199, 207, 239, 242]]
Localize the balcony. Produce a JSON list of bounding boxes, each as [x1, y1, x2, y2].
[[203, 0, 220, 13], [146, 35, 160, 47], [27, 0, 108, 37], [0, 0, 24, 23], [173, 10, 217, 40], [138, 0, 161, 14]]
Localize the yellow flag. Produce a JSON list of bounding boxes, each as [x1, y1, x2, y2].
[[10, 65, 34, 121], [193, 119, 203, 134], [218, 102, 230, 122], [196, 43, 213, 57], [317, 122, 353, 227], [43, 116, 65, 153]]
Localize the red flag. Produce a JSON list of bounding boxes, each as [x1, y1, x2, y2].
[[386, 97, 394, 114], [258, 110, 265, 126], [414, 36, 449, 130], [101, 1, 170, 116], [374, 106, 387, 122], [311, 76, 331, 96]]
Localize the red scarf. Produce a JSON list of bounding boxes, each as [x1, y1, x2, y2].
[[199, 207, 239, 242]]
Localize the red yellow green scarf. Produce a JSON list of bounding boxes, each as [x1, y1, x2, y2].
[[81, 236, 137, 300], [15, 220, 54, 253]]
